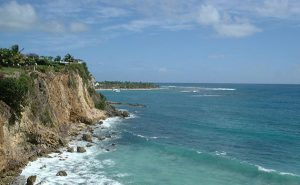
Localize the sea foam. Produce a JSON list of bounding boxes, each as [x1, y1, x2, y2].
[[21, 118, 125, 185]]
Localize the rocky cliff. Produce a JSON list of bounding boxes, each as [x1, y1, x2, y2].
[[0, 69, 110, 184]]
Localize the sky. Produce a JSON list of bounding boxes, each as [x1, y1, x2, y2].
[[0, 0, 300, 84]]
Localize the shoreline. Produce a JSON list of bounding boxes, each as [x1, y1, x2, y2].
[[14, 116, 119, 184], [96, 88, 160, 91]]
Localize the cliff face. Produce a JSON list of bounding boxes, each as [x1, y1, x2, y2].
[[0, 70, 107, 183]]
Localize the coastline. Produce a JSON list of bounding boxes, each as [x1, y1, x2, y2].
[[96, 88, 160, 91], [8, 119, 105, 184], [13, 115, 125, 185]]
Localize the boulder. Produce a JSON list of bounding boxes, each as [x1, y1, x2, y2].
[[26, 175, 37, 185], [56, 171, 67, 176], [67, 147, 74, 153], [77, 146, 86, 153], [82, 134, 92, 142], [121, 111, 130, 118]]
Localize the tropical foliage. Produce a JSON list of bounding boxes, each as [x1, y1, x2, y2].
[[0, 45, 83, 67]]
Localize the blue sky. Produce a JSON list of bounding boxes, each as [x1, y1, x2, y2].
[[0, 0, 300, 84]]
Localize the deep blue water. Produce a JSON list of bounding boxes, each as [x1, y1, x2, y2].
[[98, 84, 300, 185]]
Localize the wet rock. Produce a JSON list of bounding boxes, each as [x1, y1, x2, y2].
[[45, 155, 52, 158], [77, 146, 86, 153], [54, 150, 62, 154], [56, 171, 67, 176], [97, 136, 106, 140], [105, 149, 110, 152], [111, 143, 116, 146], [67, 147, 74, 153], [82, 134, 93, 142], [121, 111, 130, 118], [86, 143, 93, 147], [26, 175, 37, 185], [105, 135, 112, 139], [99, 121, 103, 124], [28, 155, 38, 162], [39, 165, 46, 169]]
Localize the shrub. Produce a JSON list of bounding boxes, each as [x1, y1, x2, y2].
[[95, 101, 106, 110], [0, 74, 31, 121], [65, 63, 90, 84]]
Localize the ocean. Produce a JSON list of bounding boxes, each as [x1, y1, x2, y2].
[[21, 83, 300, 185]]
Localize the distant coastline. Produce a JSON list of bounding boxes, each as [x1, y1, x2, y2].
[[94, 81, 159, 90], [96, 88, 160, 91]]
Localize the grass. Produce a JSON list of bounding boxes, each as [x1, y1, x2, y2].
[[0, 66, 25, 75]]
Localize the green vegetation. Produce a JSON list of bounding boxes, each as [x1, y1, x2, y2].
[[88, 86, 107, 110], [95, 81, 159, 89], [0, 74, 32, 122], [65, 62, 91, 84], [0, 45, 92, 84], [0, 45, 84, 67], [0, 44, 100, 124]]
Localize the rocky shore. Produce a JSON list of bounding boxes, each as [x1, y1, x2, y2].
[[15, 116, 127, 185], [0, 70, 128, 185]]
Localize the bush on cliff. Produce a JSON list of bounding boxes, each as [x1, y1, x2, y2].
[[0, 74, 32, 121], [66, 63, 90, 84]]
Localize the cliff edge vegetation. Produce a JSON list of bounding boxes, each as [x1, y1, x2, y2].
[[0, 45, 118, 184]]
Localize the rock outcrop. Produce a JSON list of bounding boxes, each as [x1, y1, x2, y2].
[[26, 175, 36, 185], [0, 70, 108, 184]]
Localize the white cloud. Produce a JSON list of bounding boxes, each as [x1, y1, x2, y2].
[[70, 22, 88, 32], [255, 0, 300, 18], [96, 7, 129, 18], [197, 5, 261, 38], [0, 1, 37, 30], [106, 20, 160, 32], [197, 5, 220, 25], [215, 22, 261, 38], [256, 0, 290, 18], [42, 21, 66, 33]]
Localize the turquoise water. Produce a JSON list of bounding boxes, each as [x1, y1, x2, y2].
[[98, 84, 300, 185], [21, 84, 300, 184]]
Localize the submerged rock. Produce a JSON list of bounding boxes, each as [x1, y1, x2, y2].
[[26, 175, 37, 185], [39, 165, 46, 169], [56, 171, 67, 176], [86, 143, 93, 147], [82, 134, 93, 142], [97, 136, 106, 140], [77, 146, 86, 153]]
